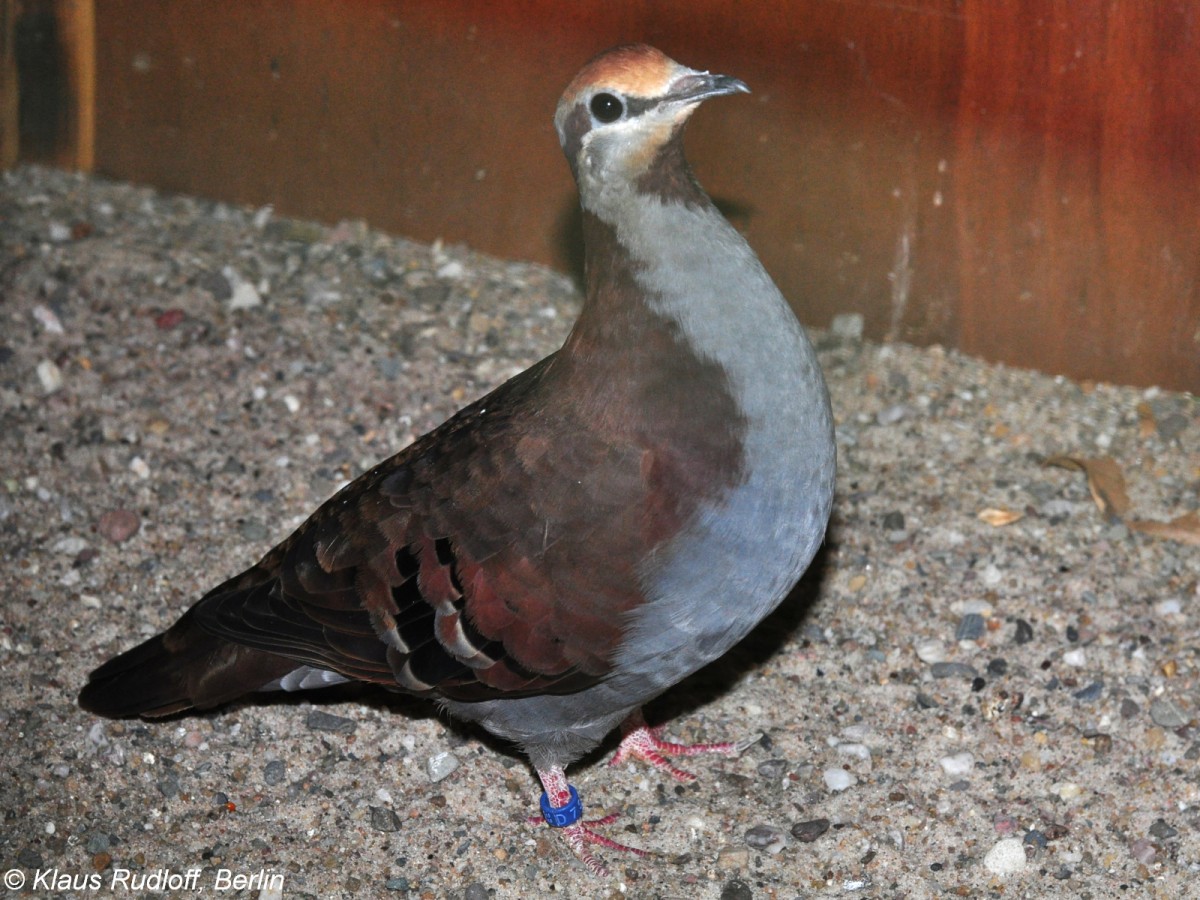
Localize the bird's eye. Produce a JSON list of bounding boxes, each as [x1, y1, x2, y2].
[[589, 92, 624, 124]]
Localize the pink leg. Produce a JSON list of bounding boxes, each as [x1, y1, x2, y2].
[[608, 708, 750, 782], [532, 765, 648, 878]]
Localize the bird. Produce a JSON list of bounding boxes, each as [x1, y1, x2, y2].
[[78, 43, 836, 877]]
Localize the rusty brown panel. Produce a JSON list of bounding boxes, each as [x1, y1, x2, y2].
[[954, 0, 1200, 390], [91, 1, 1198, 390]]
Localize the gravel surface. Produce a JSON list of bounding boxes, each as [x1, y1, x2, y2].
[[2, 165, 1198, 898]]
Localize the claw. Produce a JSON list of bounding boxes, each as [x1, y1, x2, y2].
[[609, 708, 747, 782], [532, 766, 647, 877]]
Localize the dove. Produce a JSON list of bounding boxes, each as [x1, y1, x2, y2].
[[80, 43, 836, 876]]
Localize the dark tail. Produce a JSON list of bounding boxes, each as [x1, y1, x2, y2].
[[78, 606, 296, 718]]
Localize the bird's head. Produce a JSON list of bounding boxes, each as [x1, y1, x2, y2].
[[554, 45, 749, 209]]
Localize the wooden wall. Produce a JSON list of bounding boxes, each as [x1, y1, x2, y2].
[[14, 1, 1200, 391]]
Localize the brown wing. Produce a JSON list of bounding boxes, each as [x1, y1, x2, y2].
[[190, 353, 659, 700]]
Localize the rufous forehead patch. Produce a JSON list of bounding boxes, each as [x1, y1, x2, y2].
[[560, 44, 684, 105]]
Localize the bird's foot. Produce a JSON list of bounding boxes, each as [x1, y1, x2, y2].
[[609, 708, 760, 782], [532, 767, 647, 877]]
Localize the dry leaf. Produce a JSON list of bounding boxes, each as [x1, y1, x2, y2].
[[1044, 455, 1131, 519], [1128, 513, 1200, 547], [978, 507, 1024, 527]]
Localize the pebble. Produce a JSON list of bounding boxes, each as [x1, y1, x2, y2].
[[1149, 698, 1190, 728], [385, 876, 410, 891], [1157, 599, 1183, 616], [33, 303, 65, 334], [915, 640, 947, 664], [229, 280, 263, 310], [744, 823, 787, 853], [306, 710, 357, 734], [97, 508, 140, 543], [1062, 648, 1087, 667], [983, 837, 1027, 875], [719, 878, 753, 900], [791, 818, 831, 842], [876, 404, 909, 426], [1149, 818, 1178, 839], [37, 358, 64, 393], [370, 806, 402, 832], [823, 767, 855, 792], [426, 750, 461, 783], [716, 846, 750, 871], [1013, 618, 1034, 644], [986, 658, 1008, 676], [263, 759, 286, 785], [956, 613, 985, 641], [1130, 838, 1157, 865], [1073, 681, 1104, 701], [757, 758, 788, 780], [939, 752, 975, 776], [463, 883, 488, 900], [930, 661, 978, 680]]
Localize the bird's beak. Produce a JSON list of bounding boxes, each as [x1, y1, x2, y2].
[[664, 70, 751, 106]]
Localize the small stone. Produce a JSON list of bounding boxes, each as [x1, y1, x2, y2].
[[1150, 698, 1190, 728], [882, 510, 906, 531], [986, 658, 1009, 676], [757, 758, 788, 780], [385, 875, 410, 891], [1120, 698, 1140, 719], [791, 818, 831, 843], [1148, 818, 1178, 840], [823, 767, 855, 792], [719, 878, 753, 900], [263, 759, 286, 785], [915, 640, 947, 664], [92, 851, 112, 872], [939, 752, 975, 776], [716, 846, 750, 871], [1157, 598, 1183, 616], [463, 883, 488, 900], [744, 823, 787, 853], [1130, 838, 1156, 865], [306, 710, 357, 734], [1073, 681, 1104, 702], [48, 221, 73, 242], [1062, 648, 1087, 667], [983, 837, 1027, 875], [1054, 782, 1083, 801], [930, 661, 978, 680], [229, 280, 262, 310], [370, 806, 402, 832], [97, 508, 140, 543], [37, 358, 64, 393], [1013, 619, 1034, 645], [1023, 829, 1048, 851], [956, 613, 985, 641], [876, 404, 909, 426], [426, 750, 461, 783], [915, 692, 940, 709], [86, 833, 111, 853]]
